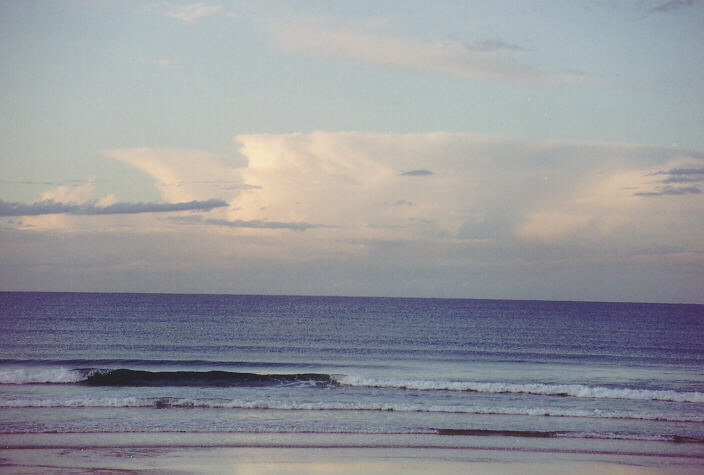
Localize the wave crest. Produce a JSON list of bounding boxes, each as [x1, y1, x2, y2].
[[335, 375, 704, 403], [0, 367, 88, 384], [1, 397, 702, 422], [0, 367, 334, 387]]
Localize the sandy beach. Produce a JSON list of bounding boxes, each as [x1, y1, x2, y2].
[[2, 432, 703, 474], [2, 446, 702, 474]]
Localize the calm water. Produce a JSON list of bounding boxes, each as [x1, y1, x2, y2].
[[1, 292, 703, 456]]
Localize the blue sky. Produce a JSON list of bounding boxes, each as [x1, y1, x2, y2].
[[1, 0, 703, 302]]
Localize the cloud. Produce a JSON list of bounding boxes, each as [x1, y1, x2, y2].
[[634, 186, 701, 197], [660, 176, 704, 184], [650, 166, 704, 184], [0, 198, 227, 217], [230, 132, 704, 252], [171, 215, 322, 231], [652, 0, 700, 12], [652, 167, 704, 176], [0, 180, 60, 186], [6, 133, 704, 302], [103, 148, 248, 203], [476, 38, 526, 52], [164, 2, 222, 21], [400, 169, 434, 176], [269, 20, 588, 85]]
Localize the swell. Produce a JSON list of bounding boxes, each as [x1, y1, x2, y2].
[[432, 429, 704, 444], [0, 358, 322, 369], [0, 368, 334, 387], [434, 428, 555, 438], [83, 369, 335, 387]]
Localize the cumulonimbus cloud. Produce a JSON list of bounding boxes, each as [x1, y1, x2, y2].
[[0, 198, 228, 217], [231, 132, 704, 246]]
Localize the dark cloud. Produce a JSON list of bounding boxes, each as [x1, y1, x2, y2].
[[652, 0, 700, 12], [400, 169, 434, 177], [660, 176, 704, 184], [652, 167, 704, 176], [0, 199, 228, 217], [649, 167, 704, 184], [171, 215, 323, 231], [634, 186, 702, 197], [392, 200, 413, 206], [475, 38, 526, 52], [0, 180, 59, 186], [0, 179, 96, 186]]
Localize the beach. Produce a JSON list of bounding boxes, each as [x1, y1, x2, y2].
[[3, 432, 703, 474]]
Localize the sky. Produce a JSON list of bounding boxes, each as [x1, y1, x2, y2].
[[1, 0, 703, 303]]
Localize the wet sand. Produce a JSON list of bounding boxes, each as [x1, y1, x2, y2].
[[3, 446, 703, 474], [2, 433, 703, 474]]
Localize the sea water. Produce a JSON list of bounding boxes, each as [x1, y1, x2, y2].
[[1, 292, 703, 458]]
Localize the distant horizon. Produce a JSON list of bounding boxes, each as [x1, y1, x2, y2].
[[2, 289, 701, 306]]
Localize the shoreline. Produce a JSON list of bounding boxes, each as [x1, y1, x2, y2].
[[2, 446, 702, 474], [2, 432, 703, 474]]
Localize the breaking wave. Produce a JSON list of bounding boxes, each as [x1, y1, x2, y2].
[[0, 367, 333, 387], [1, 397, 702, 422], [336, 375, 704, 403], [1, 367, 702, 403]]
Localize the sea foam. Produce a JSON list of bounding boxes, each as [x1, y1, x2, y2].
[[1, 397, 702, 422], [0, 367, 87, 384], [335, 375, 704, 403]]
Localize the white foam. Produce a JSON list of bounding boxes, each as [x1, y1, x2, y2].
[[1, 396, 141, 408], [0, 367, 88, 384], [335, 375, 704, 403], [2, 397, 701, 422]]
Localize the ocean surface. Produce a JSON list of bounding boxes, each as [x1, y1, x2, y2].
[[1, 292, 703, 460]]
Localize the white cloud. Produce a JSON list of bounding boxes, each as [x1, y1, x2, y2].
[[5, 133, 703, 301], [31, 135, 698, 257], [268, 19, 588, 84], [103, 148, 247, 203], [41, 181, 96, 203], [164, 2, 222, 22], [232, 132, 703, 249]]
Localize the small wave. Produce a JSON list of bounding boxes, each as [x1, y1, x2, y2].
[[335, 376, 704, 403], [2, 397, 702, 422], [433, 428, 704, 444]]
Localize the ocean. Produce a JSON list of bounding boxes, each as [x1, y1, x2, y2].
[[1, 292, 703, 462]]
